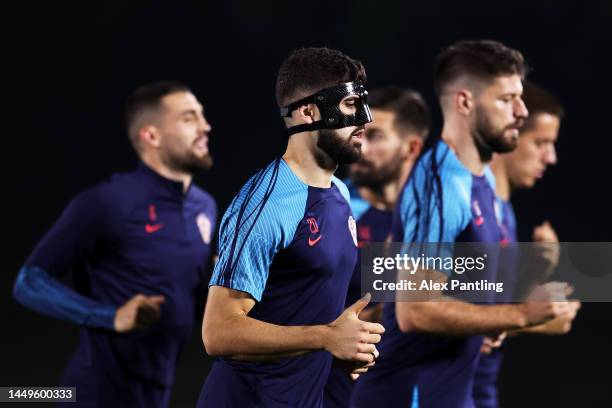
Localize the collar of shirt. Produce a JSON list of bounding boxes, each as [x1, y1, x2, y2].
[[137, 162, 190, 199]]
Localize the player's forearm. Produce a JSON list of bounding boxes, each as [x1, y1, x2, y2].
[[13, 265, 116, 330], [513, 315, 572, 335], [203, 313, 329, 361], [396, 300, 527, 336]]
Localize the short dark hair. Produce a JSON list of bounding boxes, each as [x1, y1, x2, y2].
[[275, 47, 367, 108], [368, 86, 430, 139], [124, 81, 191, 151], [433, 40, 527, 96], [521, 80, 564, 132]]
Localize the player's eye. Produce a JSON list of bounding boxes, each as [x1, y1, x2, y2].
[[535, 140, 547, 147]]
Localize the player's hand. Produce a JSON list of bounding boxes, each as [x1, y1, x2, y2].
[[334, 348, 379, 381], [532, 221, 559, 243], [480, 332, 507, 355], [349, 352, 377, 381], [114, 294, 165, 333], [519, 282, 573, 326], [538, 300, 581, 335], [532, 221, 560, 274], [325, 293, 385, 364]]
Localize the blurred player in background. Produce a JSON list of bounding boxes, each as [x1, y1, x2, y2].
[[13, 82, 217, 408], [324, 86, 430, 407], [199, 47, 385, 407], [475, 80, 581, 408], [352, 40, 572, 408]]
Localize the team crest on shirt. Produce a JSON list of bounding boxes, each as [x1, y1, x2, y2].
[[196, 213, 212, 244], [348, 216, 358, 247]]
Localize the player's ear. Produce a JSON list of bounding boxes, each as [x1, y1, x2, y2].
[[402, 135, 423, 161], [297, 104, 319, 124], [456, 90, 474, 116], [408, 136, 423, 159], [139, 125, 161, 148]]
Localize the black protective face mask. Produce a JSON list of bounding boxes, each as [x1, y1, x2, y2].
[[280, 82, 373, 137]]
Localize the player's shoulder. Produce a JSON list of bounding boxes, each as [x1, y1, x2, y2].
[[415, 141, 471, 207], [188, 184, 217, 213], [331, 176, 351, 204], [238, 158, 307, 207], [398, 141, 472, 239], [74, 167, 155, 221], [220, 159, 308, 241]]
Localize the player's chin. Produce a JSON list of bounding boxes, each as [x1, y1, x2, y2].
[[494, 135, 518, 153], [194, 154, 214, 170], [520, 175, 536, 188]]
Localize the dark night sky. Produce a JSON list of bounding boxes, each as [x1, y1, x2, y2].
[[4, 2, 611, 406]]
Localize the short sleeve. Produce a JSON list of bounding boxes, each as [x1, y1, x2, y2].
[[209, 160, 308, 301]]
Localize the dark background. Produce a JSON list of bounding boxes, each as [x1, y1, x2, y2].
[[4, 1, 611, 407]]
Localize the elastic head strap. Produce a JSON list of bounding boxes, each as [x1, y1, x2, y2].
[[280, 94, 317, 118], [284, 120, 326, 137], [280, 95, 323, 137]]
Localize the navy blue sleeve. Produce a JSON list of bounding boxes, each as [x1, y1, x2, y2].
[[13, 187, 116, 330]]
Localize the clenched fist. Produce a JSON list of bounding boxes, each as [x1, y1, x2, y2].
[[114, 294, 165, 333]]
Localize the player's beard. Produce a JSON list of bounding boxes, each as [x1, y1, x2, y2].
[[163, 148, 214, 175], [317, 128, 362, 165], [472, 106, 521, 160], [351, 150, 404, 189]]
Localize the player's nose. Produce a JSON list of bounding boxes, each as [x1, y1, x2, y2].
[[198, 115, 212, 134], [514, 97, 528, 119], [544, 144, 557, 165]]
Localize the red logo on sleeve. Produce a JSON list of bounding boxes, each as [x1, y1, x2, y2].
[[306, 217, 323, 247]]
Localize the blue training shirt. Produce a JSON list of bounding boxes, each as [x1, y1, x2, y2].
[[473, 199, 518, 408], [13, 162, 217, 389], [200, 158, 358, 407], [324, 179, 393, 408], [352, 140, 504, 408]]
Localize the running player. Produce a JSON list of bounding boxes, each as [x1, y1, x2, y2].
[[12, 82, 217, 407], [324, 86, 430, 407], [351, 40, 572, 408], [474, 80, 581, 408], [198, 47, 385, 407]]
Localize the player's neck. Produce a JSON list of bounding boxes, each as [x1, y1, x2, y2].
[[441, 116, 486, 176], [357, 162, 413, 211], [140, 154, 192, 193], [283, 137, 335, 188], [490, 155, 511, 201]]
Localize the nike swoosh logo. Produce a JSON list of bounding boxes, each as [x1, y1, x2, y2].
[[145, 223, 164, 233], [308, 235, 322, 247]]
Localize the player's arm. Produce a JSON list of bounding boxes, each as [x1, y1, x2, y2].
[[203, 286, 384, 362], [395, 270, 572, 336], [13, 188, 163, 332]]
